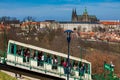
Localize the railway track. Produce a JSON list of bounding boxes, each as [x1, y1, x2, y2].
[[0, 63, 65, 80]]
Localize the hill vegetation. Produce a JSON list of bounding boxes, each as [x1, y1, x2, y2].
[[0, 27, 120, 77]]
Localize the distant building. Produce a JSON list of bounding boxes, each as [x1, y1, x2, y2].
[[72, 8, 99, 23], [20, 21, 60, 31], [100, 20, 120, 32], [0, 22, 11, 34], [0, 23, 4, 31], [59, 21, 100, 32]]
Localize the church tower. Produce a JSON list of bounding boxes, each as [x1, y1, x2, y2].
[[72, 9, 78, 22], [82, 7, 89, 22]]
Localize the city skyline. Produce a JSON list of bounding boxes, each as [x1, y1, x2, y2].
[[0, 0, 120, 21]]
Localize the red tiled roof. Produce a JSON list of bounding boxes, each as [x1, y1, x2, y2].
[[80, 32, 95, 35], [0, 24, 10, 30], [100, 21, 120, 25], [0, 24, 4, 30], [21, 22, 40, 27]]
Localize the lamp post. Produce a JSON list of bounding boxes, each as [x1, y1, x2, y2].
[[64, 30, 73, 80], [3, 22, 7, 64], [78, 46, 82, 62]]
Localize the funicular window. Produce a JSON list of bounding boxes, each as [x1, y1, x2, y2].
[[79, 63, 90, 74], [69, 59, 73, 70], [9, 43, 17, 54], [23, 48, 30, 63], [16, 45, 22, 56], [60, 58, 77, 75], [85, 63, 90, 74], [79, 62, 82, 69], [84, 63, 88, 73], [61, 58, 68, 74], [69, 59, 75, 76], [46, 54, 51, 64], [30, 49, 36, 60], [60, 57, 64, 66], [70, 60, 87, 77], [73, 61, 78, 70], [78, 62, 91, 76], [52, 55, 58, 70], [57, 56, 61, 66], [79, 62, 86, 76], [37, 51, 44, 66], [10, 43, 14, 54]]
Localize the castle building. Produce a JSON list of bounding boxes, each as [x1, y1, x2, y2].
[[72, 8, 99, 23], [59, 8, 100, 32]]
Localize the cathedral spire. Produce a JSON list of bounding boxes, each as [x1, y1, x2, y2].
[[72, 8, 77, 22], [84, 7, 88, 14], [72, 9, 75, 18], [72, 9, 74, 21], [74, 8, 76, 14]]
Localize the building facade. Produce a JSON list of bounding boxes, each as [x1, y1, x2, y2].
[[59, 22, 101, 32], [100, 21, 120, 32]]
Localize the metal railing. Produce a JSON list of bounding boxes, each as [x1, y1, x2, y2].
[[6, 53, 91, 80]]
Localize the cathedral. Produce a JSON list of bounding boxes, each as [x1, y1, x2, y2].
[[72, 8, 99, 23]]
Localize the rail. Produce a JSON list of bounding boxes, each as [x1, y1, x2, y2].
[[0, 63, 65, 80]]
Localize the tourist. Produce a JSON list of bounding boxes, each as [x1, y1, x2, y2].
[[52, 55, 58, 70], [62, 60, 67, 74], [79, 63, 85, 76]]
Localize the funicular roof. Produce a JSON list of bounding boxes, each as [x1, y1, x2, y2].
[[9, 40, 91, 64]]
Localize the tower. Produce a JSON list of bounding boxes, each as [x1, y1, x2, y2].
[[72, 9, 77, 22], [82, 7, 89, 22]]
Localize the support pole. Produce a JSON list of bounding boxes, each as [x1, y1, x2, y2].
[[64, 30, 73, 80]]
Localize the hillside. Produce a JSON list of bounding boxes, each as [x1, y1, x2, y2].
[[0, 71, 17, 80], [0, 27, 120, 77]]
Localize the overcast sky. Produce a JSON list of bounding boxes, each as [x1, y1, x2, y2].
[[0, 0, 120, 21]]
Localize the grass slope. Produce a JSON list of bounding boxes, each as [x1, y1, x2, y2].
[[0, 71, 17, 80]]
